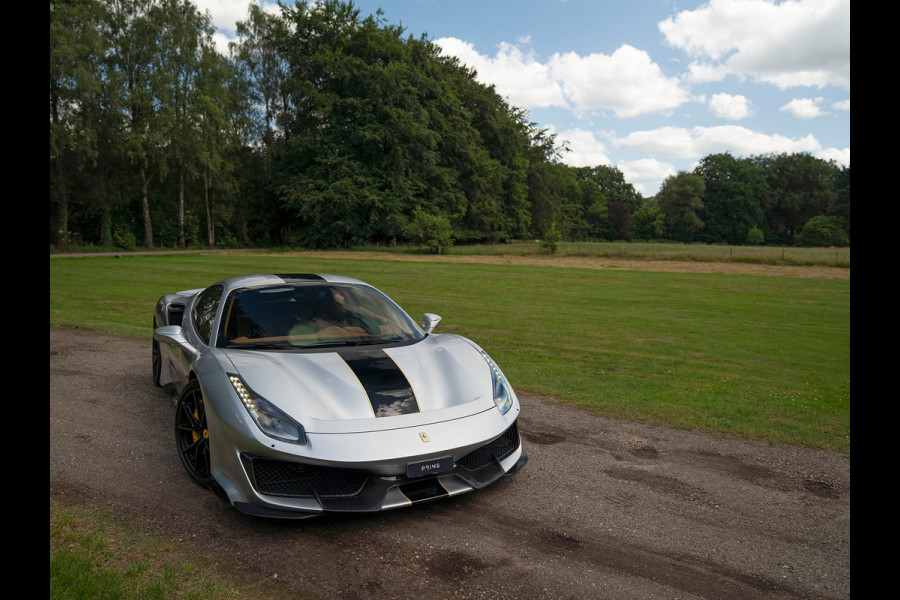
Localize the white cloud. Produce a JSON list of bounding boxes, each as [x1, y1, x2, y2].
[[708, 93, 753, 119], [832, 99, 850, 111], [684, 61, 733, 84], [617, 158, 677, 197], [547, 45, 690, 117], [614, 125, 821, 158], [780, 97, 825, 118], [552, 128, 612, 167], [433, 38, 567, 108], [434, 40, 690, 118], [612, 127, 699, 158], [197, 1, 285, 54], [195, 0, 260, 34], [210, 31, 232, 55], [816, 147, 850, 167], [659, 0, 850, 90]]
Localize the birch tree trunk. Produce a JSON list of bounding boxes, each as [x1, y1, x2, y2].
[[139, 161, 153, 249], [178, 167, 185, 248]]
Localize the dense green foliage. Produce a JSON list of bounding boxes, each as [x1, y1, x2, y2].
[[50, 0, 850, 251], [795, 216, 850, 247], [655, 172, 705, 242]]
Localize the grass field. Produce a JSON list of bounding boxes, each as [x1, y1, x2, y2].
[[50, 500, 289, 600], [49, 249, 850, 452]]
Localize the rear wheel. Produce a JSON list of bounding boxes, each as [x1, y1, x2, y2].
[[175, 379, 212, 487], [152, 318, 161, 387]]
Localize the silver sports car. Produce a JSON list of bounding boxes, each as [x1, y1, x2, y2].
[[152, 273, 527, 518]]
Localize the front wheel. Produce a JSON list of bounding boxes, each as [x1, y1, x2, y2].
[[175, 379, 212, 487]]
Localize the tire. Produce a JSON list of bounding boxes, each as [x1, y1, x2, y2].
[[175, 379, 212, 487], [152, 318, 162, 387]]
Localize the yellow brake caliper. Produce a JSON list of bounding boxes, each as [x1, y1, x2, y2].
[[192, 398, 208, 443]]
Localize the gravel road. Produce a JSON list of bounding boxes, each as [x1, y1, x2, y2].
[[49, 327, 850, 600]]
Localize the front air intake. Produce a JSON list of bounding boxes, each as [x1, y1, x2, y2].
[[457, 421, 520, 472], [245, 456, 369, 499]]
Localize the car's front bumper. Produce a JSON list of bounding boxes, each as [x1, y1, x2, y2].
[[232, 432, 527, 519], [207, 398, 526, 519]]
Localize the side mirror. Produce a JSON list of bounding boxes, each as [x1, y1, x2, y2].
[[154, 325, 198, 358], [421, 313, 442, 335]]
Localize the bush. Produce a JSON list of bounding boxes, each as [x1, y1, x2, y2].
[[746, 225, 765, 246], [112, 228, 136, 250], [215, 229, 240, 248], [540, 224, 561, 253], [795, 216, 849, 247], [404, 210, 454, 254]]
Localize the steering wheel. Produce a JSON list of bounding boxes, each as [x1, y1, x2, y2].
[[335, 310, 374, 334]]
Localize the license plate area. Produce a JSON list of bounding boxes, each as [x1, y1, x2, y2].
[[406, 456, 453, 478]]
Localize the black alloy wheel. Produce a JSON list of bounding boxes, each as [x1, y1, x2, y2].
[[175, 379, 212, 487]]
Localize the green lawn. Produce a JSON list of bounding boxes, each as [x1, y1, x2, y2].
[[50, 250, 850, 452], [50, 500, 292, 600]]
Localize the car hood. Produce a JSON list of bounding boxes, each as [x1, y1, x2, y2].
[[221, 334, 497, 434]]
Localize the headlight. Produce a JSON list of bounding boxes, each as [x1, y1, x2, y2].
[[228, 374, 307, 445], [479, 350, 513, 415]]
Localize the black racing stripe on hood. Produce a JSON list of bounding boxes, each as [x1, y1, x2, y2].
[[339, 348, 419, 417]]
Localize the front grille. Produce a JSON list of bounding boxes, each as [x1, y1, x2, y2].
[[458, 421, 520, 472], [246, 457, 369, 498]]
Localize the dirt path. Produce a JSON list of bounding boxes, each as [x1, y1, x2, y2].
[[50, 248, 849, 280], [50, 328, 849, 599], [301, 251, 850, 279]]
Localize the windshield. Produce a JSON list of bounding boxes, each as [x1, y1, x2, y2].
[[215, 283, 423, 350]]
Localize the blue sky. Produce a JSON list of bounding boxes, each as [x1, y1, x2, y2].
[[198, 0, 850, 196]]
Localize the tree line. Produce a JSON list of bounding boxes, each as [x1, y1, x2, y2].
[[50, 0, 850, 252]]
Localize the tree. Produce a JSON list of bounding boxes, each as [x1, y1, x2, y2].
[[656, 172, 705, 242], [273, 0, 548, 247], [52, 0, 145, 249], [153, 0, 217, 247], [754, 153, 838, 244], [795, 216, 849, 247], [230, 3, 291, 172], [587, 165, 643, 212], [526, 160, 569, 237], [829, 165, 850, 235], [50, 0, 106, 247], [607, 201, 632, 241], [693, 153, 766, 245], [50, 0, 674, 251], [195, 40, 243, 247], [591, 165, 642, 240], [561, 165, 641, 240], [632, 204, 666, 240], [101, 0, 168, 248], [564, 166, 606, 239]]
